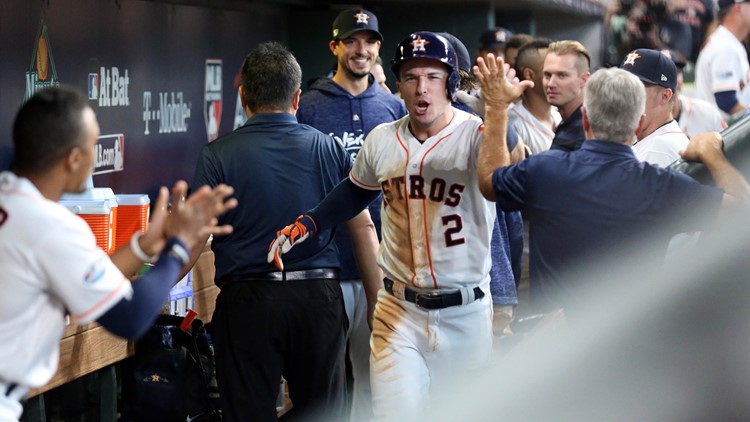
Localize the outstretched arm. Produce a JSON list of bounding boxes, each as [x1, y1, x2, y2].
[[681, 132, 750, 218], [98, 181, 236, 339], [267, 178, 380, 270], [473, 54, 534, 201]]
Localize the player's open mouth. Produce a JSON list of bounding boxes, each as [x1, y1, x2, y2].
[[415, 101, 429, 113]]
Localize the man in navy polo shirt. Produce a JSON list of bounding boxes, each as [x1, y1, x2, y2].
[[192, 42, 380, 421], [544, 40, 591, 152], [474, 63, 750, 314]]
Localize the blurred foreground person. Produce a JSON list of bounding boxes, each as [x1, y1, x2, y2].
[[0, 86, 236, 421]]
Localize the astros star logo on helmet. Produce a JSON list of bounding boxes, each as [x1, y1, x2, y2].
[[623, 51, 641, 66], [354, 10, 369, 24], [411, 36, 430, 53]]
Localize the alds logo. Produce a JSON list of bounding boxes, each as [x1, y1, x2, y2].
[[24, 16, 59, 101]]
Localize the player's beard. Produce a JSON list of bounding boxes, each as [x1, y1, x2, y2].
[[340, 55, 371, 79]]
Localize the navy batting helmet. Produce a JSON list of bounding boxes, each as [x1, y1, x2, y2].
[[391, 31, 461, 100]]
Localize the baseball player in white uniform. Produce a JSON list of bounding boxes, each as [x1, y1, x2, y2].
[[621, 48, 689, 168], [695, 0, 750, 119], [676, 95, 727, 138], [509, 102, 560, 155], [0, 87, 234, 421], [268, 32, 525, 420], [660, 48, 728, 138], [509, 38, 561, 155]]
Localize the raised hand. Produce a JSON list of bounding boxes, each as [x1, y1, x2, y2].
[[473, 54, 534, 109], [166, 181, 237, 250]]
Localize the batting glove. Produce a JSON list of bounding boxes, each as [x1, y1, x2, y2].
[[267, 214, 317, 271]]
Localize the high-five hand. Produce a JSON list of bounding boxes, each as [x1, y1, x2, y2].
[[473, 54, 534, 109]]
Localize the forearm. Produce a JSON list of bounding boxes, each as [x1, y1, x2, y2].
[[346, 210, 383, 308], [110, 233, 160, 278], [704, 151, 750, 202], [478, 105, 511, 200], [309, 178, 381, 233], [177, 234, 211, 281], [97, 238, 189, 339]]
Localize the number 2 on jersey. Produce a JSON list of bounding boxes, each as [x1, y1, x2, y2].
[[441, 214, 465, 247]]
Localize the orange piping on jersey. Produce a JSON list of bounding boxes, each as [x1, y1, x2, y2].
[[510, 107, 555, 140], [660, 131, 689, 136], [76, 277, 131, 321], [349, 171, 380, 190], [396, 131, 418, 286], [420, 132, 453, 288]]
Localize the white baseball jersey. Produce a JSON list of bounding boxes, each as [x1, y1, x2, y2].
[[677, 95, 727, 138], [633, 120, 690, 168], [508, 102, 561, 155], [350, 107, 496, 290], [695, 25, 750, 118], [0, 172, 132, 409]]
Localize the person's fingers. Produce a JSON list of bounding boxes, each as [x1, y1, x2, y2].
[[170, 180, 188, 213], [152, 186, 169, 216], [202, 224, 234, 238], [485, 53, 497, 73], [519, 80, 535, 91]]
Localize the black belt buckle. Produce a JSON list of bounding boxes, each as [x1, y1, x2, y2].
[[414, 293, 439, 310], [416, 291, 456, 310]]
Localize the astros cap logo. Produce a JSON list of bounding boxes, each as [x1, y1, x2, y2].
[[354, 10, 369, 24], [411, 35, 430, 53], [623, 51, 641, 66]]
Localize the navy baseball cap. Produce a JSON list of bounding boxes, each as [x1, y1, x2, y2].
[[332, 8, 383, 41], [718, 0, 748, 9], [620, 48, 677, 91], [480, 27, 513, 50], [437, 32, 471, 73]]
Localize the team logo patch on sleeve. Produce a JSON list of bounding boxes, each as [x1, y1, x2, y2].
[[82, 258, 107, 285]]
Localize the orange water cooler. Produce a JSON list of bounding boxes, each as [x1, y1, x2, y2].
[[60, 188, 118, 254], [114, 194, 151, 250]]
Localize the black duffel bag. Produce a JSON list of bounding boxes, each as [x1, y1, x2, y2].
[[121, 314, 221, 421]]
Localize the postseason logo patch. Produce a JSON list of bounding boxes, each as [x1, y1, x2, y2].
[[82, 259, 107, 285]]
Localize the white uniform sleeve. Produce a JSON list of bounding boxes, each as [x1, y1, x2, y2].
[[710, 49, 743, 94], [350, 128, 382, 191], [37, 216, 132, 324]]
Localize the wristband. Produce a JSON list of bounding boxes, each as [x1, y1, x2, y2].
[[165, 238, 190, 267], [130, 232, 158, 264]]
